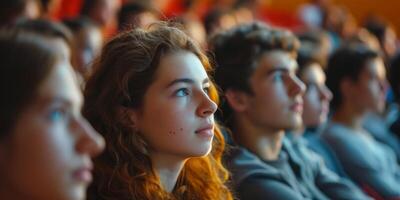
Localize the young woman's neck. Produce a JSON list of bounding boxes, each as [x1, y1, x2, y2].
[[150, 152, 186, 193], [233, 115, 285, 161], [332, 102, 365, 130]]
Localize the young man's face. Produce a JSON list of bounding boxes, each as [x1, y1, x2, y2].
[[348, 57, 387, 114], [300, 63, 332, 127], [241, 50, 306, 132]]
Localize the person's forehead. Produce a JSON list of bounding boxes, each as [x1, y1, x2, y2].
[[36, 61, 82, 107], [365, 57, 386, 76], [257, 50, 298, 72], [302, 63, 325, 82], [154, 51, 208, 85]]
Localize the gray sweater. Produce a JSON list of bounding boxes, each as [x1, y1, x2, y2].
[[285, 134, 370, 199], [224, 137, 371, 200], [321, 121, 400, 198]]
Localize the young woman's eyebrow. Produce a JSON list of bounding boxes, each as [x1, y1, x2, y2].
[[166, 78, 210, 88]]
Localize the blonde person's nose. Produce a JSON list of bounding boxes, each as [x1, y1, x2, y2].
[[74, 117, 105, 157]]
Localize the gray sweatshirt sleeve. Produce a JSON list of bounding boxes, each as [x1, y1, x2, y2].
[[345, 164, 400, 198], [237, 177, 310, 200], [309, 151, 372, 200], [323, 130, 400, 198]]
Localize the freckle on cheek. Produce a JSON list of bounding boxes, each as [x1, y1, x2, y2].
[[168, 131, 176, 135]]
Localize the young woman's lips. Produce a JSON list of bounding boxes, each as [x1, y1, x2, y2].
[[195, 125, 214, 138], [72, 165, 93, 183]]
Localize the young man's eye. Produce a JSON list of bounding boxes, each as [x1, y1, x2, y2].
[[272, 72, 283, 82], [175, 88, 190, 97], [305, 82, 318, 91]]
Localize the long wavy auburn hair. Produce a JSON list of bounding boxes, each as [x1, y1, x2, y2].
[[83, 22, 233, 200]]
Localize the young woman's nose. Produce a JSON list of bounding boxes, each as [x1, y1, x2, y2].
[[197, 91, 218, 118]]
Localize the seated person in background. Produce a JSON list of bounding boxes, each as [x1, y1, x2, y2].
[[291, 45, 349, 178], [83, 22, 233, 200], [390, 53, 400, 140], [0, 29, 104, 200], [15, 18, 73, 64], [346, 29, 400, 162], [63, 17, 103, 82], [323, 44, 400, 199], [210, 22, 370, 200], [117, 1, 159, 32]]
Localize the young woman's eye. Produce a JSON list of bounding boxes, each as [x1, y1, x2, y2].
[[203, 87, 210, 95], [175, 88, 190, 97]]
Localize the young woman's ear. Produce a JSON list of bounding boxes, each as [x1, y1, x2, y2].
[[225, 89, 250, 112]]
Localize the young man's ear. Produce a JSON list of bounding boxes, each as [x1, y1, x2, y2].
[[340, 77, 356, 102], [225, 89, 250, 112]]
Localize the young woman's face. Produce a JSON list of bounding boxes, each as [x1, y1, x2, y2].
[[133, 51, 217, 159], [300, 63, 332, 127], [0, 58, 104, 200]]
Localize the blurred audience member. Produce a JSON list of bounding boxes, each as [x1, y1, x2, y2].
[[389, 53, 400, 139], [117, 1, 159, 31], [323, 44, 400, 199], [80, 0, 121, 39], [15, 18, 73, 62], [204, 7, 236, 36], [364, 16, 398, 62], [174, 16, 207, 49], [63, 17, 103, 82], [0, 0, 41, 28], [0, 29, 104, 200]]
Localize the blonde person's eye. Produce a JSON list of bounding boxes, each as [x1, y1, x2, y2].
[[48, 107, 67, 122], [272, 72, 283, 82]]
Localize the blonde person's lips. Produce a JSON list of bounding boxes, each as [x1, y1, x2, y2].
[[195, 124, 214, 138], [72, 163, 93, 183]]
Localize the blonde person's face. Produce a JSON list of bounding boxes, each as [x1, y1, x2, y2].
[[133, 51, 217, 159], [300, 63, 332, 127], [245, 51, 306, 131], [0, 59, 104, 200]]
